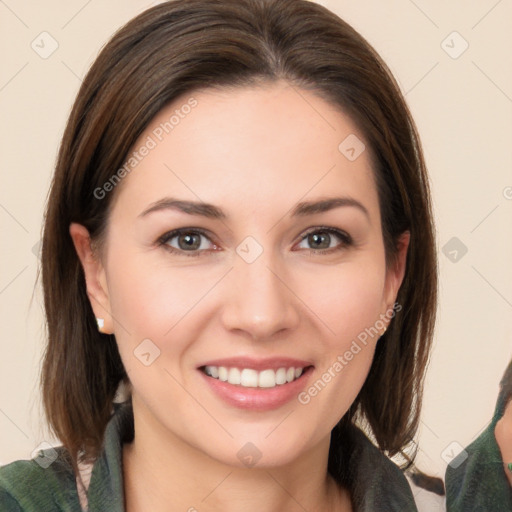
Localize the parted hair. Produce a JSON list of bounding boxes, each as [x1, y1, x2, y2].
[[41, 0, 437, 482]]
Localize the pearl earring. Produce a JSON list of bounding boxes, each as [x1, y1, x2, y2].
[[96, 318, 105, 331]]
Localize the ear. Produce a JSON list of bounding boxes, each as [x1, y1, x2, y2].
[[382, 231, 410, 313], [69, 223, 114, 334]]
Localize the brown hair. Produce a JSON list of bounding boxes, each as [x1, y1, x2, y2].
[[41, 0, 437, 482]]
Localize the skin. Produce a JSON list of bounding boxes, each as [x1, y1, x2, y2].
[[70, 80, 409, 512]]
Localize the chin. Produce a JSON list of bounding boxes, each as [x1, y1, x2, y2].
[[196, 430, 316, 471]]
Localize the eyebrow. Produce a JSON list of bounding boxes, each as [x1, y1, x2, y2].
[[139, 198, 227, 219], [291, 197, 369, 219], [138, 196, 370, 220]]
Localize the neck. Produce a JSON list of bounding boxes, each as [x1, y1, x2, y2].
[[122, 400, 352, 512]]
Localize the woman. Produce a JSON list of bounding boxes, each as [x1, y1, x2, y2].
[[0, 0, 439, 510]]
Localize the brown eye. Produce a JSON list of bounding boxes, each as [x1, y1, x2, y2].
[[159, 229, 216, 256], [307, 231, 332, 249], [296, 228, 352, 252], [176, 233, 202, 250]]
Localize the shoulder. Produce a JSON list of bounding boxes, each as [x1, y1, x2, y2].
[[0, 402, 133, 512], [445, 417, 512, 511], [338, 425, 425, 511], [446, 363, 512, 511], [0, 447, 82, 512]]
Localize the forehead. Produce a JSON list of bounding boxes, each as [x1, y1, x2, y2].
[[110, 81, 379, 220]]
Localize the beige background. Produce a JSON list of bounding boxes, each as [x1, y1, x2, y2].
[[1, 0, 511, 490]]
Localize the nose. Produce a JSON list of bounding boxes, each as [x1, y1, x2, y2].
[[220, 252, 300, 340]]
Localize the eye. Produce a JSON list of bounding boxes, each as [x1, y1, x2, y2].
[[158, 228, 218, 256], [296, 227, 352, 253]]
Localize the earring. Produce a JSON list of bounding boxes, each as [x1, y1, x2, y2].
[[381, 325, 387, 337], [96, 318, 105, 332]]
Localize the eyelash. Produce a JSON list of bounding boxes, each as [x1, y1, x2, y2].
[[157, 226, 353, 258], [157, 228, 215, 258]]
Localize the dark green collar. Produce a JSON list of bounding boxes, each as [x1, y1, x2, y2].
[[86, 402, 133, 511]]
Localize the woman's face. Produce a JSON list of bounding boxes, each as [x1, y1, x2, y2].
[[74, 80, 408, 468]]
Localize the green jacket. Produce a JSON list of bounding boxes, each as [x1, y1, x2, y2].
[[445, 361, 512, 511], [0, 402, 420, 511]]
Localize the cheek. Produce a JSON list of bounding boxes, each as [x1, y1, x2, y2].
[[106, 249, 217, 337], [104, 249, 228, 387], [297, 255, 386, 344], [104, 256, 203, 410], [293, 257, 386, 421]]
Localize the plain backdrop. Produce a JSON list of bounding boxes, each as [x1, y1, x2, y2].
[[1, 0, 511, 488]]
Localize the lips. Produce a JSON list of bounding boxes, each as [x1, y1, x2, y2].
[[197, 356, 315, 411]]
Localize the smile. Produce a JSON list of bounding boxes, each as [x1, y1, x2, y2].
[[198, 363, 315, 411], [201, 365, 307, 388]]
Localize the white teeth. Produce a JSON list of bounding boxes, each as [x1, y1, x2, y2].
[[218, 366, 228, 382], [240, 368, 258, 387], [228, 367, 241, 385], [203, 365, 307, 388], [275, 367, 287, 385], [258, 369, 276, 388], [205, 365, 219, 378]]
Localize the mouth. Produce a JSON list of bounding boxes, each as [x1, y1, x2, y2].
[[199, 364, 314, 389], [197, 362, 315, 411]]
